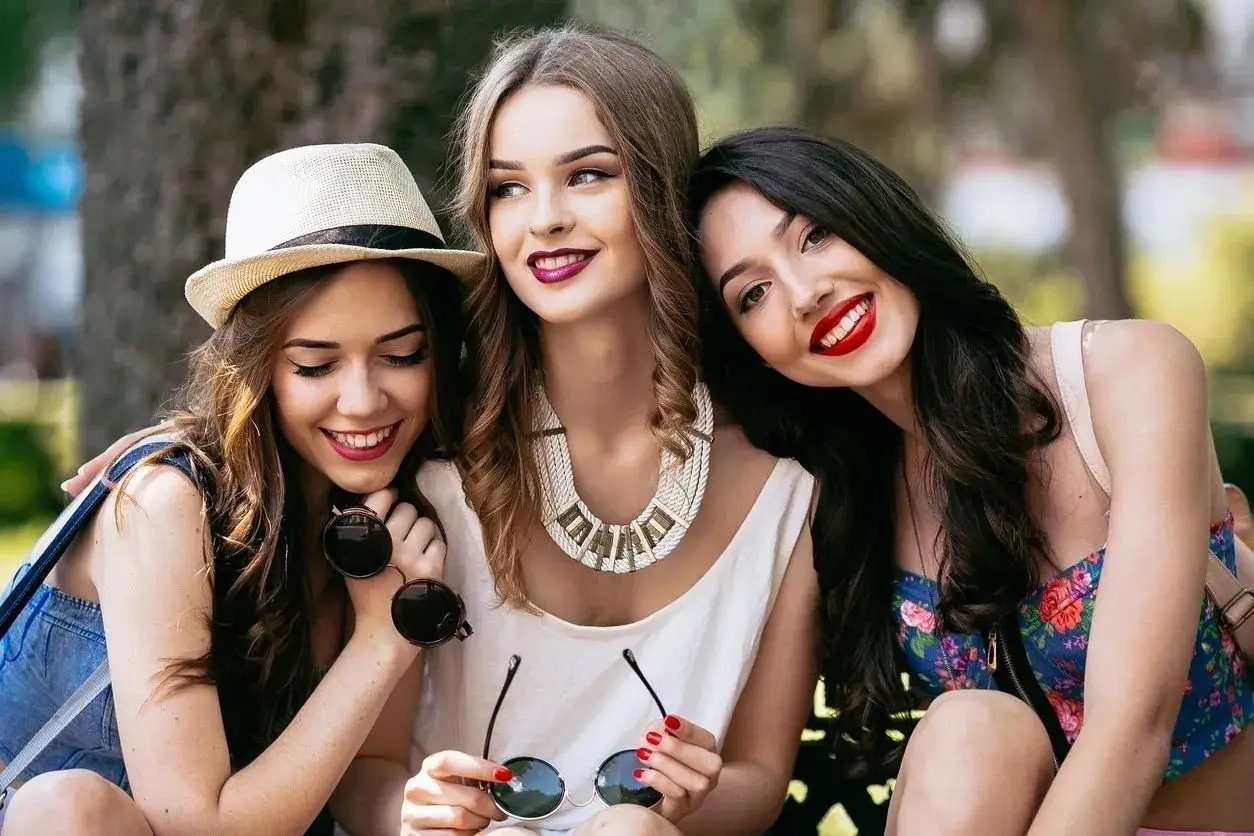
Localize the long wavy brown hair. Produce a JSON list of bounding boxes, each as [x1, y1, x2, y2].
[[133, 258, 463, 766], [452, 26, 701, 608]]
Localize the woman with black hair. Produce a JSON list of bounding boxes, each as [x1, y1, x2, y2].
[[689, 126, 1253, 835]]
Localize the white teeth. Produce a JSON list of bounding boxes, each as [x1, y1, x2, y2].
[[535, 253, 588, 270], [329, 424, 394, 449], [813, 297, 872, 351]]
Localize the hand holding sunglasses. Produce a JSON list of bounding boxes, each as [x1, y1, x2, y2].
[[633, 712, 723, 823], [322, 487, 472, 650]]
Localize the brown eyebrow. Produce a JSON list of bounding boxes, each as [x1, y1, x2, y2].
[[489, 144, 618, 172], [282, 323, 425, 350], [717, 261, 750, 296]]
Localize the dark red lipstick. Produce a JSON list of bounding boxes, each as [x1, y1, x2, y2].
[[527, 248, 597, 284]]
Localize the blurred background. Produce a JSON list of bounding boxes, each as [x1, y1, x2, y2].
[[0, 1, 1250, 833]]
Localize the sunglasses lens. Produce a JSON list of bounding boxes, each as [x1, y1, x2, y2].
[[490, 756, 564, 819], [391, 580, 460, 645], [323, 511, 390, 578], [596, 749, 663, 807]]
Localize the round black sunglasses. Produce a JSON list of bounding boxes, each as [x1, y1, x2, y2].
[[482, 650, 666, 820], [322, 503, 472, 647]]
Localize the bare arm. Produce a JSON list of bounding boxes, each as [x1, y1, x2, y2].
[[96, 467, 424, 836], [329, 651, 423, 835], [675, 520, 819, 835], [1028, 321, 1219, 835]]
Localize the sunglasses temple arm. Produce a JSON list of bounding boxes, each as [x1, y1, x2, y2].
[[483, 654, 522, 759], [622, 649, 667, 718]]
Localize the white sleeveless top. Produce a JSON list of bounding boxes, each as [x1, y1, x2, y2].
[[411, 457, 815, 831]]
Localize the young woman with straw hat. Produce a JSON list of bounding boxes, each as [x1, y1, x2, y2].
[[0, 142, 482, 836]]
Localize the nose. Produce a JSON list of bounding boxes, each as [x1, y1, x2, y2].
[[528, 184, 573, 237], [336, 362, 387, 419], [776, 264, 836, 321]]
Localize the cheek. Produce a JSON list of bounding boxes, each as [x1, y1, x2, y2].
[[392, 366, 435, 417], [269, 374, 327, 433]]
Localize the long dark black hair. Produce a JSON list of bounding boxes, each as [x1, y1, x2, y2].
[[689, 126, 1060, 772]]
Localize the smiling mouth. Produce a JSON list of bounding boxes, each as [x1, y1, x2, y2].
[[810, 293, 876, 357], [527, 249, 597, 284], [319, 421, 402, 462]]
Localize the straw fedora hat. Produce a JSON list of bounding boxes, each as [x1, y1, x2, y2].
[[185, 143, 485, 328]]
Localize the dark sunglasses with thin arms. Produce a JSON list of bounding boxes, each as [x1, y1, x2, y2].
[[482, 650, 667, 820], [322, 501, 472, 646]]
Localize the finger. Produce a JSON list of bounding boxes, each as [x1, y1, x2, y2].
[[642, 730, 722, 779], [359, 487, 399, 519], [62, 428, 148, 495], [421, 750, 511, 784], [404, 776, 503, 822], [385, 502, 420, 542], [652, 715, 718, 751], [401, 802, 494, 832], [636, 765, 687, 819], [638, 747, 717, 797], [403, 517, 440, 553]]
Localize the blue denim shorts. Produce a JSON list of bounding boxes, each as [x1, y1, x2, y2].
[[0, 562, 127, 790]]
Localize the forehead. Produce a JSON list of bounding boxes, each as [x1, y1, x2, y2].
[[285, 261, 421, 336], [488, 84, 612, 160], [699, 182, 789, 261]]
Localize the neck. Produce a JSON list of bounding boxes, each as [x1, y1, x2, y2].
[[854, 355, 919, 439], [538, 289, 657, 446]]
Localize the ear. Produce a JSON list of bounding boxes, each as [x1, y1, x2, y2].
[[1225, 483, 1253, 549]]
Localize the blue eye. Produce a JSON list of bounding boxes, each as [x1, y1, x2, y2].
[[491, 182, 526, 199], [570, 168, 610, 186]]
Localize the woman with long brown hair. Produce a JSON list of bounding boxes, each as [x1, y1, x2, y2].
[[0, 143, 480, 835], [394, 28, 820, 835]]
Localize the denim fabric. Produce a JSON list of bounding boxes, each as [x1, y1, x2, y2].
[[0, 561, 126, 789]]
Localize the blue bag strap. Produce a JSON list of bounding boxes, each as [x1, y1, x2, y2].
[[0, 436, 199, 639]]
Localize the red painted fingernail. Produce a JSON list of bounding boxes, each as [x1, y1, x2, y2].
[[494, 767, 513, 782], [633, 768, 645, 780], [636, 747, 652, 761], [646, 731, 663, 746], [664, 715, 681, 730]]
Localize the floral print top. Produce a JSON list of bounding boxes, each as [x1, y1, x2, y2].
[[894, 514, 1252, 782]]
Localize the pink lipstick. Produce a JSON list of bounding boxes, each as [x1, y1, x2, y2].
[[321, 422, 400, 462]]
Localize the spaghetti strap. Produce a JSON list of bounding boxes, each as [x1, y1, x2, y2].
[[1050, 320, 1111, 496]]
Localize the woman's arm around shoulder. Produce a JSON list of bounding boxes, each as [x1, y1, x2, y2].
[[1028, 319, 1219, 835]]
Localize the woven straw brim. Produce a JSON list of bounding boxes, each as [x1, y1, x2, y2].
[[185, 243, 486, 328]]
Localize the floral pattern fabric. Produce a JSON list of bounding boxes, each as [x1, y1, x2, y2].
[[894, 514, 1252, 782]]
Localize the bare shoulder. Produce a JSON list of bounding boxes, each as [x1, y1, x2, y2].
[[97, 462, 207, 549], [1083, 319, 1204, 384]]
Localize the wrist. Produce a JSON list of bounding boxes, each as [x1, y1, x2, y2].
[[347, 627, 421, 674]]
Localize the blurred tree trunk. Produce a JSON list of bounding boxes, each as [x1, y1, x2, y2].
[[77, 0, 566, 455], [1017, 0, 1134, 319]]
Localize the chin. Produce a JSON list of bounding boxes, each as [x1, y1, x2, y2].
[[326, 463, 402, 498]]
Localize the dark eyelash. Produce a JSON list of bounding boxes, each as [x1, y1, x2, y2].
[[738, 284, 767, 313], [292, 362, 333, 378], [571, 168, 611, 184], [382, 347, 429, 367]]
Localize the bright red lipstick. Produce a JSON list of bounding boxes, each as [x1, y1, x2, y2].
[[810, 294, 876, 357], [528, 248, 596, 284]]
